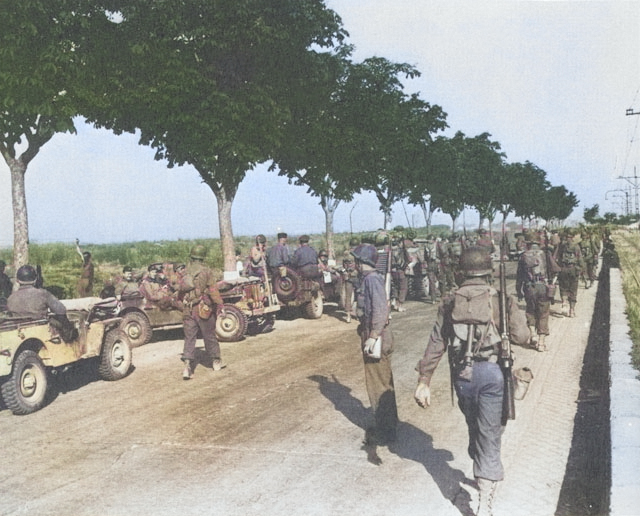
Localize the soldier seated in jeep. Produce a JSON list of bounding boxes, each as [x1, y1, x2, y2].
[[7, 264, 78, 342]]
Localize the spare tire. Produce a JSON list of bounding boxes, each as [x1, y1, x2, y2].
[[273, 267, 300, 302]]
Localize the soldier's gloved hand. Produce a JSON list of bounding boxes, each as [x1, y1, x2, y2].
[[363, 337, 377, 355], [414, 382, 431, 408]]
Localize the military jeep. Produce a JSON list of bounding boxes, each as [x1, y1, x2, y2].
[[271, 266, 323, 319], [0, 297, 132, 415], [117, 275, 280, 347]]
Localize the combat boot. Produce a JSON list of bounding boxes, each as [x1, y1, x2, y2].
[[561, 297, 567, 315], [569, 304, 576, 318], [476, 477, 497, 516], [182, 360, 193, 380], [536, 333, 547, 352], [528, 325, 537, 347]]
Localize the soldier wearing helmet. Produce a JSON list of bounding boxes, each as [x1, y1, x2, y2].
[[553, 229, 584, 317], [415, 246, 527, 515], [0, 259, 12, 301], [516, 232, 556, 351], [8, 265, 78, 341], [177, 245, 225, 379], [351, 244, 398, 447], [245, 235, 267, 279]]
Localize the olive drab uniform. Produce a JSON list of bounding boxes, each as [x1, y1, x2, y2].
[[516, 241, 555, 351], [424, 238, 440, 304], [579, 233, 597, 288], [553, 235, 584, 317], [179, 258, 224, 376], [390, 240, 408, 311]]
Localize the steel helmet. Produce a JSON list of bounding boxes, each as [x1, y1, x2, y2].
[[459, 246, 493, 277], [351, 244, 378, 267], [190, 245, 207, 260], [348, 237, 360, 247], [16, 264, 38, 284]]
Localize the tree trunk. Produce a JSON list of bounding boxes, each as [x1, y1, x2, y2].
[[321, 194, 340, 261], [212, 184, 238, 273], [419, 199, 433, 232], [5, 156, 29, 268]]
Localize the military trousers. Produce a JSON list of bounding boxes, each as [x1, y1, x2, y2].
[[524, 283, 551, 335], [558, 268, 580, 304], [455, 361, 505, 481], [362, 327, 398, 443], [182, 309, 220, 362]]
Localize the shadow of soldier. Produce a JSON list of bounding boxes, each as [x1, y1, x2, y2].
[[308, 374, 474, 516]]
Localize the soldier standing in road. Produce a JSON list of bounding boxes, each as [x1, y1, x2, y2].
[[352, 243, 398, 447], [414, 246, 528, 516], [76, 240, 94, 297], [516, 233, 556, 352], [390, 236, 408, 312], [267, 232, 290, 273], [0, 259, 13, 301], [553, 229, 584, 318], [579, 229, 597, 289], [178, 245, 225, 379]]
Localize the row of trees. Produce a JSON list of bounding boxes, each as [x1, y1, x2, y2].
[[1, 1, 577, 270]]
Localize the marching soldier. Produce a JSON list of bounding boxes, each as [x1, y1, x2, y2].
[[516, 233, 556, 351], [553, 229, 584, 317], [414, 246, 528, 516]]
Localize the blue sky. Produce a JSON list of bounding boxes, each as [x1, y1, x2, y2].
[[1, 1, 639, 246]]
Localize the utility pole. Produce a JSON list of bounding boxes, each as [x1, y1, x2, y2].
[[621, 109, 640, 215]]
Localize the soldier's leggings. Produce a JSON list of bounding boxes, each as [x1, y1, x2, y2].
[[455, 361, 505, 481], [558, 269, 579, 304], [524, 285, 551, 335]]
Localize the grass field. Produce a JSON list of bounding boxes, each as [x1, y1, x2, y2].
[[612, 229, 640, 372]]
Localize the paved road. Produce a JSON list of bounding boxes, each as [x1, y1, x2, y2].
[[0, 263, 600, 516]]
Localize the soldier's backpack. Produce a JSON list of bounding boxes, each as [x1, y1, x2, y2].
[[560, 246, 578, 266], [450, 284, 501, 361], [522, 249, 547, 280]]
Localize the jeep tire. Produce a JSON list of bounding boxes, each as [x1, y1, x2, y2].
[[1, 349, 48, 415], [216, 304, 248, 342], [120, 311, 153, 348], [98, 329, 132, 381]]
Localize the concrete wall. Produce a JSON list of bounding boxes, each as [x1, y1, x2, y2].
[[609, 269, 640, 515]]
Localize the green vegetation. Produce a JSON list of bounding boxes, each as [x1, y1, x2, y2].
[[613, 230, 640, 372]]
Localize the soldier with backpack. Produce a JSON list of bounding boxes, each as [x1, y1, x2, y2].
[[553, 229, 584, 317], [516, 232, 558, 352], [414, 246, 528, 516]]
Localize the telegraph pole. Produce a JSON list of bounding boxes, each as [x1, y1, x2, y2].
[[622, 109, 640, 215]]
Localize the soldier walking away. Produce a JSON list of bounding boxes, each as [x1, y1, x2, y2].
[[0, 259, 13, 303], [579, 229, 597, 288], [352, 244, 398, 449], [8, 265, 78, 342], [75, 239, 94, 298], [177, 245, 225, 380], [516, 232, 557, 352], [414, 246, 528, 516], [553, 229, 584, 317]]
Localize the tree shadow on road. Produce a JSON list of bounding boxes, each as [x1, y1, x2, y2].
[[308, 374, 474, 516]]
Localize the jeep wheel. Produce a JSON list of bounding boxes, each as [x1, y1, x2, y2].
[[120, 311, 152, 347], [216, 304, 248, 342], [303, 290, 324, 319], [1, 350, 48, 415], [98, 329, 132, 381], [273, 267, 300, 302]]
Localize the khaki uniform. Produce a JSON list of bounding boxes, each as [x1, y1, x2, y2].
[[178, 260, 224, 363]]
